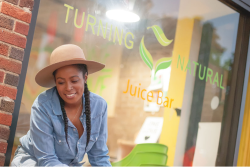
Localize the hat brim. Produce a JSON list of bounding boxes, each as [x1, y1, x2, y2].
[[35, 58, 105, 88]]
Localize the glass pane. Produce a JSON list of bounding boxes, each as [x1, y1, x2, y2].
[[14, 0, 239, 166]]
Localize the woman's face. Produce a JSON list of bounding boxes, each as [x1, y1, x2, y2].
[[55, 65, 87, 106]]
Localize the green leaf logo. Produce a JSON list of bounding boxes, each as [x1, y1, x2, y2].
[[155, 57, 172, 74], [139, 25, 173, 73], [147, 25, 173, 46], [139, 36, 153, 70]]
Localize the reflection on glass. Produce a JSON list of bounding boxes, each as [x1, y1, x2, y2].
[[14, 0, 239, 166], [106, 9, 140, 22]]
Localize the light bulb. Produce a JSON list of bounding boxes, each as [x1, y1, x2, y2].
[[106, 9, 140, 23]]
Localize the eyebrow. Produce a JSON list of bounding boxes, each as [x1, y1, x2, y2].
[[56, 75, 79, 80]]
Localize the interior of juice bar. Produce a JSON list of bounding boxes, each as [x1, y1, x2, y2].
[[11, 0, 250, 166]]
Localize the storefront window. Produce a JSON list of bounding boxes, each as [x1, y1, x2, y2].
[[14, 0, 239, 166]]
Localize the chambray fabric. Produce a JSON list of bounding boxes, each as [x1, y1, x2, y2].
[[11, 87, 111, 167], [11, 145, 38, 166]]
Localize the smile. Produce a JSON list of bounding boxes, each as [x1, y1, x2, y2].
[[65, 93, 76, 99]]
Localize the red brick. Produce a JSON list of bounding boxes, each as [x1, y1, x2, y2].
[[0, 43, 8, 56], [0, 15, 14, 30], [0, 141, 8, 153], [0, 85, 17, 100], [0, 56, 22, 74], [0, 112, 12, 126], [9, 47, 24, 61], [0, 29, 26, 48], [0, 2, 31, 23], [0, 125, 10, 140], [4, 73, 19, 86], [0, 71, 4, 83], [19, 0, 34, 11], [14, 21, 29, 36], [0, 154, 5, 166]]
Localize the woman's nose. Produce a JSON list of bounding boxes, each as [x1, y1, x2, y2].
[[66, 83, 72, 91]]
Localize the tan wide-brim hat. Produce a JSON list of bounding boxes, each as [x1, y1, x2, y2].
[[35, 44, 105, 88]]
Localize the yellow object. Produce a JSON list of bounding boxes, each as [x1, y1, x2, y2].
[[237, 70, 250, 165], [159, 18, 196, 166]]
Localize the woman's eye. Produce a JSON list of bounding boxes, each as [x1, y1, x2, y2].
[[72, 80, 78, 83], [58, 82, 64, 85]]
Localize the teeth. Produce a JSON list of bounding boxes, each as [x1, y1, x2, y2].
[[66, 93, 75, 97]]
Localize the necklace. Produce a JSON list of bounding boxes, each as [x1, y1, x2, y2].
[[70, 102, 82, 122]]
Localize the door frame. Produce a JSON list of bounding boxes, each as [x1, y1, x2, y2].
[[217, 0, 250, 165]]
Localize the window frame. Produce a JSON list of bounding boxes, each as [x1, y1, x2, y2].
[[216, 0, 250, 165], [5, 0, 250, 166]]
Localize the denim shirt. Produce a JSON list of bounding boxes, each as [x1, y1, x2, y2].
[[20, 87, 111, 166]]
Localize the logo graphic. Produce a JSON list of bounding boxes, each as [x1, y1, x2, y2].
[[139, 25, 173, 74]]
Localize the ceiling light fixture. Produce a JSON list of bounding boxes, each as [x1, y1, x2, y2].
[[106, 9, 140, 23]]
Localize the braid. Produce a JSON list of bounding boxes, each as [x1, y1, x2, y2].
[[53, 70, 70, 148], [75, 64, 92, 150], [57, 91, 70, 148], [84, 82, 91, 150]]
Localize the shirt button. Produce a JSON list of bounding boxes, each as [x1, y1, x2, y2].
[[78, 142, 80, 144], [73, 129, 76, 131], [59, 140, 61, 143]]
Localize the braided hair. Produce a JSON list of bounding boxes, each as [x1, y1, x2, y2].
[[53, 64, 91, 150]]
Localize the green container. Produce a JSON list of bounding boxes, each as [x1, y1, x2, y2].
[[111, 143, 168, 167], [122, 152, 168, 167], [140, 164, 168, 167]]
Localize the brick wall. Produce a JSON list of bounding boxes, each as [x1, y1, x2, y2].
[[0, 0, 34, 165]]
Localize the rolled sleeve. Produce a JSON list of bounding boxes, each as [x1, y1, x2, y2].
[[87, 102, 111, 166], [30, 100, 68, 167]]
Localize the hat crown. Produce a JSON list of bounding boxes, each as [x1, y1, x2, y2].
[[36, 44, 105, 88], [50, 44, 86, 65]]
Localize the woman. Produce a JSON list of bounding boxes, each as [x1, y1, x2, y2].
[[11, 44, 111, 166]]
